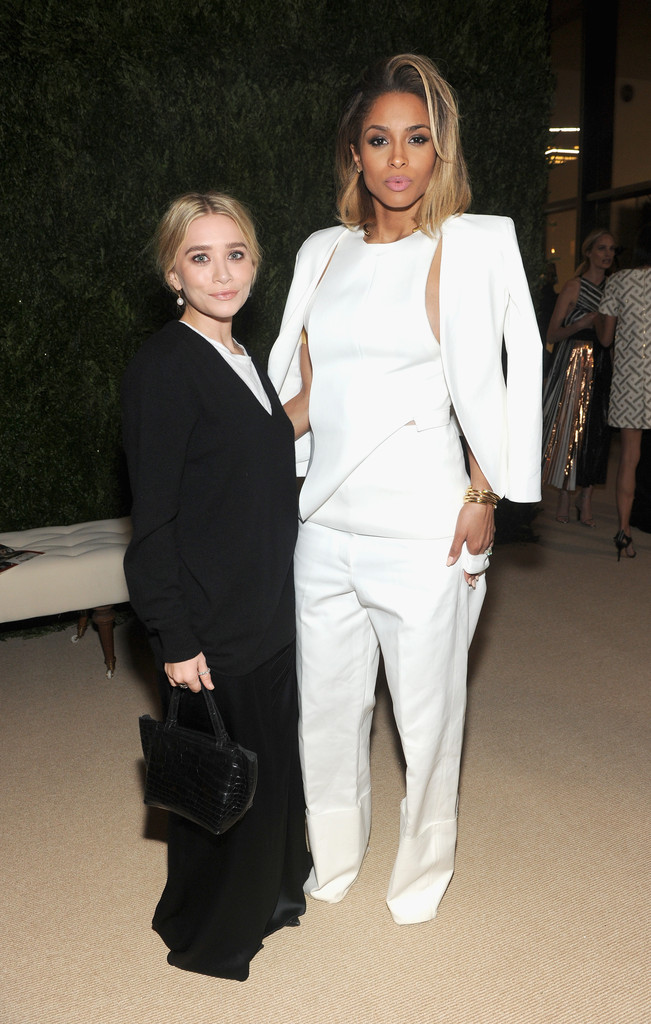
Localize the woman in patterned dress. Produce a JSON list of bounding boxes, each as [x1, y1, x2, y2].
[[597, 223, 651, 559], [542, 229, 616, 525]]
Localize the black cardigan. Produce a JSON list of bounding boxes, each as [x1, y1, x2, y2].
[[121, 320, 298, 674]]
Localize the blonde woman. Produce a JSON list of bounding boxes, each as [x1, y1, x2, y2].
[[542, 229, 616, 525], [269, 55, 542, 926], [122, 193, 310, 979]]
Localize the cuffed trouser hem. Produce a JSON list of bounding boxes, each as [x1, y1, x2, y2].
[[303, 801, 371, 903], [386, 816, 458, 924]]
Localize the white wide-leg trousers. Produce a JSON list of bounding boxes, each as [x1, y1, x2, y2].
[[294, 520, 486, 925]]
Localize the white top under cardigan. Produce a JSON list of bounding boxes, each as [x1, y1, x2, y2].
[[268, 216, 543, 509], [185, 322, 272, 414]]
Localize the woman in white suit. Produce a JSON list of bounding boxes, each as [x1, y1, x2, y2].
[[269, 54, 542, 926]]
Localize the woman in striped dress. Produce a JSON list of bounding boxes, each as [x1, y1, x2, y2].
[[542, 229, 616, 525]]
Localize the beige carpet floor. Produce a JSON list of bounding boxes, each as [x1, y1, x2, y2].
[[1, 441, 649, 1024]]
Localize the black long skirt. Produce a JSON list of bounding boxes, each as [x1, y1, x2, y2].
[[576, 341, 612, 487], [151, 642, 311, 980]]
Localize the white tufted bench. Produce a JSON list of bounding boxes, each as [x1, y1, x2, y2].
[[0, 518, 132, 677]]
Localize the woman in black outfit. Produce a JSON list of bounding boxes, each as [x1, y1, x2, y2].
[[121, 192, 311, 980]]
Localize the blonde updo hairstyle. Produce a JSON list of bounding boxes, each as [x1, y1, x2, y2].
[[336, 53, 471, 237], [154, 191, 262, 292]]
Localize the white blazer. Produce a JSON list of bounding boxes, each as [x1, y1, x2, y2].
[[268, 214, 542, 504]]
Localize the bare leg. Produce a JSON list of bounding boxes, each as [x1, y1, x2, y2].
[[555, 481, 571, 522], [576, 484, 595, 526], [616, 429, 642, 554]]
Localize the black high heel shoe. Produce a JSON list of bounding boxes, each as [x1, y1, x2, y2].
[[614, 529, 636, 561]]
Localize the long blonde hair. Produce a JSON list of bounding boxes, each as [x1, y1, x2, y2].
[[154, 191, 262, 287], [335, 53, 471, 236]]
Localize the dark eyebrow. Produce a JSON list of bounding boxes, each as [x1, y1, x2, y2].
[[363, 123, 430, 135], [183, 241, 248, 254]]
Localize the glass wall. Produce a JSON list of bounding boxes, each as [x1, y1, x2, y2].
[[545, 0, 651, 287]]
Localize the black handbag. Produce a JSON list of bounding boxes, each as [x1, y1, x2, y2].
[[139, 683, 258, 835]]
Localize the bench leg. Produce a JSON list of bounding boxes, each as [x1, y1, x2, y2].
[[92, 605, 117, 678], [73, 611, 90, 642]]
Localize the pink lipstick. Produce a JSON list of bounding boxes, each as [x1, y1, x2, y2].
[[385, 177, 412, 192]]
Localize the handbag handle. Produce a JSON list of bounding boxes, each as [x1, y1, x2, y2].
[[166, 681, 229, 743]]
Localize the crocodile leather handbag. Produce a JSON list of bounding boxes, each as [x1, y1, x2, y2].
[[139, 683, 258, 835]]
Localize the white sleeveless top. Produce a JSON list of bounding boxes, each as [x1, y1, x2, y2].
[[302, 229, 469, 539]]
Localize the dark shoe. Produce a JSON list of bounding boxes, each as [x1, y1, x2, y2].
[[614, 529, 636, 561]]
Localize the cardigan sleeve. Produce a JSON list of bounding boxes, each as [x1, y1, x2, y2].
[[121, 341, 202, 663]]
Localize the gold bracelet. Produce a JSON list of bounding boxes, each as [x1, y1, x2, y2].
[[463, 487, 500, 507]]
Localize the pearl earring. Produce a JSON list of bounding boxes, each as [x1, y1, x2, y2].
[[176, 295, 184, 307]]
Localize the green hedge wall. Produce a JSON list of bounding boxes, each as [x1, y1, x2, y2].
[[0, 0, 551, 530]]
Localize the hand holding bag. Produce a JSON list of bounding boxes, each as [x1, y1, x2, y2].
[[139, 682, 257, 835]]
